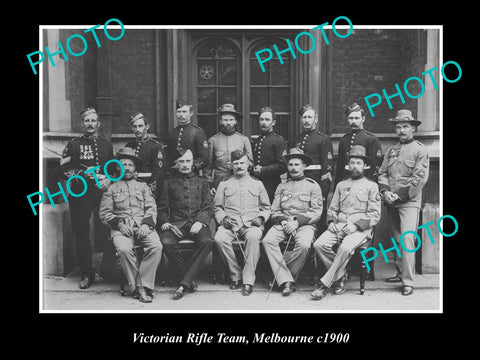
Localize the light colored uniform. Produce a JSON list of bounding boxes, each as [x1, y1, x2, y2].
[[213, 175, 271, 286], [206, 132, 253, 188], [99, 179, 163, 292], [314, 177, 381, 287], [378, 138, 429, 286], [262, 176, 323, 286]]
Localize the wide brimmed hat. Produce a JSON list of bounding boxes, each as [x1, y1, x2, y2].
[[285, 147, 312, 166], [217, 103, 243, 121], [347, 145, 372, 165], [389, 109, 421, 127], [117, 147, 143, 168]]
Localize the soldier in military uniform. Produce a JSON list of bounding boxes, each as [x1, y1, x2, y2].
[[251, 106, 288, 202], [294, 104, 333, 233], [99, 148, 163, 303], [262, 148, 323, 296], [311, 145, 381, 300], [378, 109, 429, 296], [157, 149, 214, 300], [335, 103, 382, 186], [125, 112, 166, 199], [213, 150, 271, 296], [165, 100, 210, 173], [59, 107, 114, 289], [206, 104, 253, 190]]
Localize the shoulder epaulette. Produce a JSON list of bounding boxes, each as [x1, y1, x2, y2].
[[305, 177, 319, 185], [147, 137, 160, 144], [414, 140, 425, 146]]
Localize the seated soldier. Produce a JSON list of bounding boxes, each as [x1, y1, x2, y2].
[[311, 145, 381, 300], [99, 147, 163, 303], [157, 149, 214, 300]]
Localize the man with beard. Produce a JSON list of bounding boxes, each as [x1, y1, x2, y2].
[[378, 110, 429, 296], [206, 104, 253, 190], [59, 107, 114, 289], [262, 148, 323, 296], [311, 145, 381, 301], [165, 100, 209, 173], [294, 104, 333, 233], [125, 112, 166, 199], [335, 103, 382, 186], [99, 148, 163, 303], [214, 150, 271, 296], [251, 106, 287, 202], [157, 149, 214, 300]]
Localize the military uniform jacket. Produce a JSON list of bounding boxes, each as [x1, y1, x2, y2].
[[59, 134, 114, 193], [335, 128, 382, 186], [165, 123, 210, 170], [252, 131, 287, 197], [294, 130, 333, 200], [157, 172, 214, 229], [214, 175, 271, 231], [270, 176, 323, 227], [377, 138, 429, 209], [206, 132, 254, 188], [125, 136, 166, 196], [327, 177, 381, 231], [99, 179, 157, 230]]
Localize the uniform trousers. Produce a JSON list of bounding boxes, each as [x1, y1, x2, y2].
[[262, 224, 315, 286], [214, 226, 263, 286]]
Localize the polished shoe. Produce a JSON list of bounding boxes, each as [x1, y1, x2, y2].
[[229, 280, 243, 290], [310, 283, 329, 300], [172, 285, 188, 300], [402, 286, 414, 296], [332, 277, 346, 295], [136, 286, 153, 303], [242, 284, 253, 296], [78, 275, 95, 289], [385, 274, 402, 283], [282, 282, 295, 296]]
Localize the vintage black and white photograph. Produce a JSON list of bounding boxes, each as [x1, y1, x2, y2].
[[39, 24, 442, 312]]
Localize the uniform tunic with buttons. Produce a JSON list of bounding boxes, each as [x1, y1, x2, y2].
[[294, 130, 334, 200], [157, 172, 213, 229], [252, 131, 287, 201], [335, 128, 382, 186], [165, 123, 210, 171], [206, 132, 254, 188], [125, 136, 166, 198], [377, 138, 429, 209]]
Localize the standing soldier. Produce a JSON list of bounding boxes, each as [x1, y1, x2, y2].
[[206, 103, 253, 190], [335, 103, 382, 186], [213, 150, 271, 296], [311, 145, 381, 300], [262, 148, 323, 296], [59, 107, 114, 289], [294, 104, 333, 231], [165, 100, 210, 173], [378, 110, 429, 296], [251, 106, 288, 202], [157, 149, 214, 300], [125, 112, 166, 199]]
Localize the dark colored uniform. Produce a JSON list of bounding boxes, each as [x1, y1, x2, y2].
[[125, 136, 166, 199], [59, 134, 114, 279], [251, 131, 288, 202], [157, 172, 214, 288], [335, 128, 382, 186], [165, 123, 210, 172]]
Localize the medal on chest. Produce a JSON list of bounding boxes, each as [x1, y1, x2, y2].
[[80, 144, 95, 160]]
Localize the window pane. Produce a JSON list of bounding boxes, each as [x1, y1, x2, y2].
[[198, 43, 236, 58], [197, 87, 217, 113], [271, 58, 290, 85], [197, 114, 217, 139], [275, 114, 290, 143], [271, 88, 290, 112], [218, 60, 237, 85], [250, 87, 269, 113], [250, 59, 268, 85], [197, 60, 216, 85], [218, 87, 237, 106]]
